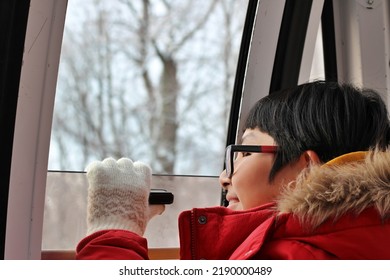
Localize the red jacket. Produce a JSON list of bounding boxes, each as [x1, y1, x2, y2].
[[76, 150, 390, 260]]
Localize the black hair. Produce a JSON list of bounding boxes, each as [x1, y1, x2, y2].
[[244, 80, 390, 181]]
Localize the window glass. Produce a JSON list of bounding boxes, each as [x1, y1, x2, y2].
[[43, 0, 249, 250], [43, 172, 220, 250], [48, 0, 249, 176]]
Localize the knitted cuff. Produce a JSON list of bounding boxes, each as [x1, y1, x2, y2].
[[87, 186, 148, 236]]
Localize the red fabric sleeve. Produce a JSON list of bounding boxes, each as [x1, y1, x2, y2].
[[76, 230, 149, 260]]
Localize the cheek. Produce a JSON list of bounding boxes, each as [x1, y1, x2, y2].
[[234, 159, 265, 187], [233, 158, 275, 209]]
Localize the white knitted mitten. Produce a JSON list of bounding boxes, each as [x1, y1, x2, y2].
[[86, 158, 151, 236]]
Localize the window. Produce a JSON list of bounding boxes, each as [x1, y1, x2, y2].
[[43, 0, 249, 250]]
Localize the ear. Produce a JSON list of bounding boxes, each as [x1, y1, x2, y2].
[[284, 151, 320, 181], [301, 150, 321, 166]]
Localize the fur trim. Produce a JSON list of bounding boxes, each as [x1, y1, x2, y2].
[[277, 149, 390, 228]]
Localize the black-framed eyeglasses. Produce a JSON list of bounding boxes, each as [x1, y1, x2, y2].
[[225, 145, 278, 178]]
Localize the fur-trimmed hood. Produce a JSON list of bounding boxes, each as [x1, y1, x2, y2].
[[277, 149, 390, 228]]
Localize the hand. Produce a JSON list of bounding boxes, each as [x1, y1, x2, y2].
[[86, 158, 162, 236]]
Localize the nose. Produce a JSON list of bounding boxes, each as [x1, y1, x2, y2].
[[219, 169, 231, 190]]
